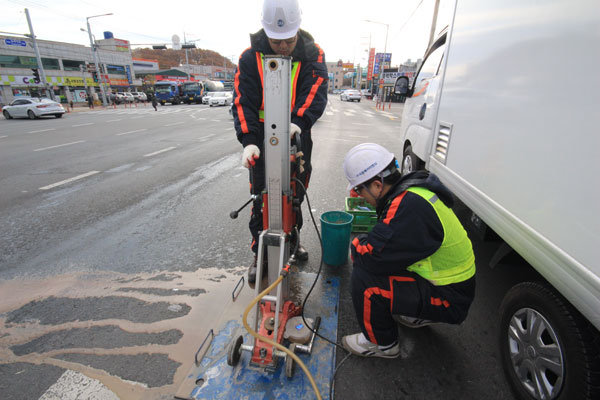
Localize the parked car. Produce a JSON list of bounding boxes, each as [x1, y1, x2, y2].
[[109, 92, 124, 104], [2, 97, 65, 119], [202, 92, 217, 104], [119, 92, 135, 103], [131, 92, 147, 102], [209, 92, 233, 107], [340, 89, 361, 102]]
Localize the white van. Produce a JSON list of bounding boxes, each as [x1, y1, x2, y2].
[[394, 1, 600, 399]]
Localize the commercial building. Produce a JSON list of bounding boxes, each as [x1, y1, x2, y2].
[[0, 34, 139, 105]]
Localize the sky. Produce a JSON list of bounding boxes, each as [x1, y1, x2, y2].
[[1, 0, 447, 67]]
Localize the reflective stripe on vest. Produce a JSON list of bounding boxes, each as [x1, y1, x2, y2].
[[405, 187, 476, 286], [257, 52, 301, 121]]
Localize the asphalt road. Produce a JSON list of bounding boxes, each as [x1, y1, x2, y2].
[[0, 99, 515, 399]]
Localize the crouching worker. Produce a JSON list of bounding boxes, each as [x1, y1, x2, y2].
[[341, 143, 476, 358]]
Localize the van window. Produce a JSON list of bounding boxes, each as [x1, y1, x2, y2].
[[413, 44, 445, 95]]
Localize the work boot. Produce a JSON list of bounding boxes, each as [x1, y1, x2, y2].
[[341, 333, 400, 359], [247, 256, 267, 287]]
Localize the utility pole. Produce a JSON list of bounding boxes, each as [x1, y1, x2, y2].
[[24, 8, 55, 100], [86, 14, 111, 106], [184, 32, 190, 80]]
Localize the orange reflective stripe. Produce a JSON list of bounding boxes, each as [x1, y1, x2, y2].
[[315, 43, 324, 63], [383, 192, 407, 225], [256, 52, 265, 120], [352, 237, 373, 255], [363, 287, 392, 344], [297, 76, 324, 118], [234, 68, 249, 133], [431, 297, 450, 308]]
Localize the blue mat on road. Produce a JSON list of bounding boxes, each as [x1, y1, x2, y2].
[[180, 273, 339, 400]]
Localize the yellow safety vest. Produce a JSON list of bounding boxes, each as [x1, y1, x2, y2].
[[256, 52, 301, 121], [405, 187, 476, 286]]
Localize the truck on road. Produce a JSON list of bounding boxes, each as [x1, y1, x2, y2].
[[182, 81, 203, 104], [154, 81, 182, 105], [394, 1, 600, 399]]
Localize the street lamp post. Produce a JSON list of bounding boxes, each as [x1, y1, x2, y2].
[[86, 13, 112, 106], [364, 19, 389, 65]]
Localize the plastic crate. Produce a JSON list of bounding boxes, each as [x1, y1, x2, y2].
[[345, 197, 377, 233]]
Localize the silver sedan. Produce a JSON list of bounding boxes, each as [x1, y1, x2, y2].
[[2, 97, 65, 120]]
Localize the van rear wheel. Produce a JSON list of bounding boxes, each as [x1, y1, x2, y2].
[[499, 282, 600, 400], [401, 145, 424, 175]]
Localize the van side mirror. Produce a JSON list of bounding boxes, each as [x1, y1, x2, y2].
[[394, 76, 412, 96]]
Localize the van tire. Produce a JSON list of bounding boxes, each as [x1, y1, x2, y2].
[[401, 145, 424, 175], [499, 282, 600, 400]]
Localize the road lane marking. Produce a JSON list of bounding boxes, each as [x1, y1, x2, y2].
[[165, 121, 185, 126], [39, 170, 100, 190], [40, 369, 119, 400], [28, 128, 56, 134], [325, 111, 333, 116], [34, 140, 86, 152], [106, 119, 122, 122], [350, 124, 371, 127], [0, 135, 7, 139], [144, 146, 176, 157], [211, 119, 221, 122], [116, 128, 148, 136], [130, 116, 144, 119], [72, 122, 94, 127]]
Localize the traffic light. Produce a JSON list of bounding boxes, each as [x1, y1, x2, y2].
[[91, 71, 98, 83], [152, 45, 167, 50], [181, 43, 196, 49], [31, 68, 40, 83]]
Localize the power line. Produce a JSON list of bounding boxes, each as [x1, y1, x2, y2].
[[390, 0, 425, 40]]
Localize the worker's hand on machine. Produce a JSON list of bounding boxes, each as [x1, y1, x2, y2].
[[242, 144, 260, 168], [290, 123, 301, 139]]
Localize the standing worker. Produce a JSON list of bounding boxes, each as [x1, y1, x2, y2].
[[232, 0, 328, 286], [87, 91, 94, 109], [341, 143, 476, 358]]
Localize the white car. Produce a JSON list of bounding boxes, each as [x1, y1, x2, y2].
[[209, 92, 233, 107], [2, 97, 65, 120], [118, 92, 135, 103], [340, 89, 362, 102], [202, 92, 217, 104], [131, 92, 147, 102]]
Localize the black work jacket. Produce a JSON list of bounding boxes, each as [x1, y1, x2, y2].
[[351, 172, 456, 276], [232, 29, 329, 148]]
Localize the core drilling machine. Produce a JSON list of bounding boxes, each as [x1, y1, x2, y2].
[[226, 56, 323, 387]]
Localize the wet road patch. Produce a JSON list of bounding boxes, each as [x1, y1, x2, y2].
[[53, 353, 180, 387], [11, 325, 183, 356], [6, 296, 191, 325]]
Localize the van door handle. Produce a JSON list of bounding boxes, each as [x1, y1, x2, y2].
[[419, 103, 427, 120]]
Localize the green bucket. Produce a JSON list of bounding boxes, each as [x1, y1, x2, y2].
[[320, 211, 354, 266]]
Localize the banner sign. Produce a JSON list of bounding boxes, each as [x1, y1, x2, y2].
[[373, 53, 392, 75], [366, 48, 376, 81]]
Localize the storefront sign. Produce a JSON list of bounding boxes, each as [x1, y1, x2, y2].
[[366, 48, 376, 81], [108, 78, 129, 86], [125, 65, 132, 84], [74, 89, 88, 102], [114, 39, 130, 52]]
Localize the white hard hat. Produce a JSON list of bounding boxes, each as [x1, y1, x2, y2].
[[261, 0, 302, 40], [343, 143, 395, 190]]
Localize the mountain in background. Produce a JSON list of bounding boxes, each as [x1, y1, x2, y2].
[[131, 48, 236, 70]]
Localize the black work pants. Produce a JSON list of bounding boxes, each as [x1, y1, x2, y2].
[[248, 131, 313, 253], [351, 265, 475, 346]]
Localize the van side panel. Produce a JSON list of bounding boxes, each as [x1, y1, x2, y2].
[[429, 0, 600, 328]]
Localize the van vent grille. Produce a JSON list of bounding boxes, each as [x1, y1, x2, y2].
[[435, 122, 452, 163]]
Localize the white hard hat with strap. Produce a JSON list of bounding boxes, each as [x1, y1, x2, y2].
[[343, 143, 395, 191], [261, 0, 302, 39]]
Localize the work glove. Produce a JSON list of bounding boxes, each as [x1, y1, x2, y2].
[[290, 123, 301, 139], [242, 144, 260, 168]]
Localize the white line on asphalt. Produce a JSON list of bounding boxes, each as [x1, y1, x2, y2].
[[72, 122, 94, 127], [226, 127, 234, 130], [165, 121, 184, 126], [34, 140, 86, 152], [325, 111, 333, 116], [40, 369, 119, 400], [28, 128, 56, 134], [350, 125, 370, 127], [144, 146, 176, 157], [344, 112, 354, 117], [116, 129, 148, 136], [130, 116, 144, 119], [211, 119, 220, 122], [0, 135, 7, 139], [39, 170, 100, 190], [199, 134, 216, 140], [197, 117, 206, 120], [106, 119, 122, 122]]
